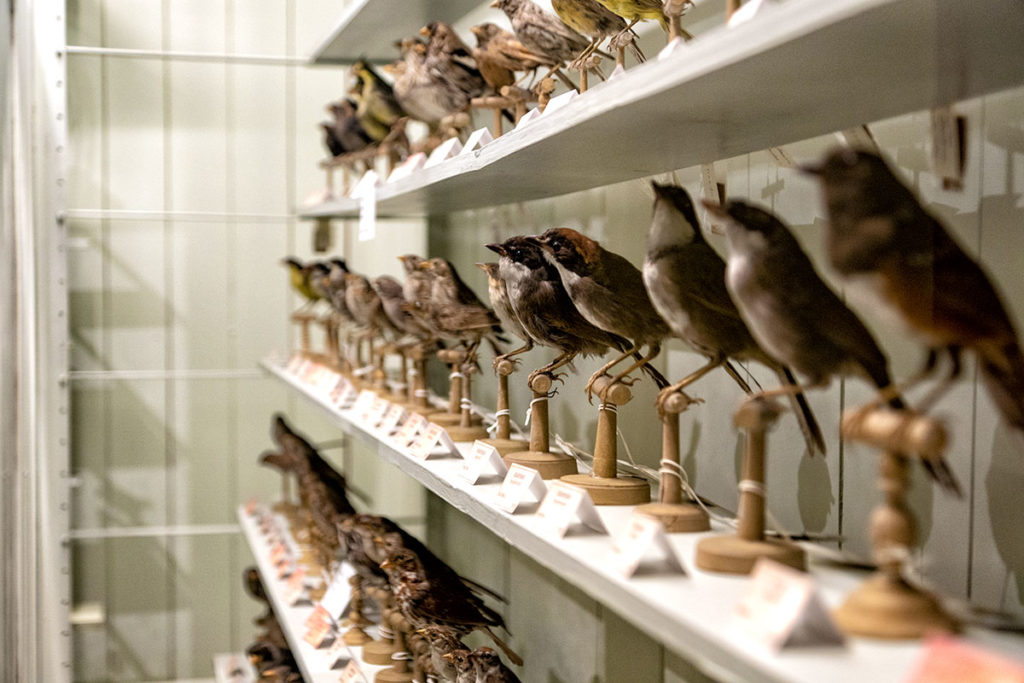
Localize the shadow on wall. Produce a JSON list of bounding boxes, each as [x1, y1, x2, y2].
[[987, 423, 1024, 605]]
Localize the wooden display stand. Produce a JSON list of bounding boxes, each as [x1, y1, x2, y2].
[[403, 345, 443, 417], [560, 375, 651, 505], [479, 359, 529, 456], [291, 311, 318, 357], [504, 372, 578, 479], [431, 349, 483, 430], [374, 611, 415, 683], [696, 397, 805, 574], [833, 407, 960, 639], [447, 358, 491, 442], [341, 574, 373, 645], [321, 315, 341, 370], [635, 391, 710, 532], [362, 590, 400, 663]]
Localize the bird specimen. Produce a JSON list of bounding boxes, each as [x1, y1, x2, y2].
[[345, 271, 402, 340], [374, 274, 432, 341], [470, 23, 551, 92], [644, 183, 825, 455], [418, 625, 467, 682], [443, 649, 478, 683], [281, 257, 325, 308], [594, 0, 669, 31], [398, 254, 433, 311], [535, 227, 671, 399], [425, 257, 507, 357], [477, 261, 534, 369], [321, 99, 373, 157], [350, 59, 406, 142], [324, 258, 355, 323], [394, 38, 452, 127], [471, 647, 523, 683], [804, 148, 1024, 430], [243, 566, 275, 628], [710, 200, 961, 493], [487, 236, 639, 387], [381, 548, 523, 666], [491, 0, 591, 65], [551, 0, 643, 64]]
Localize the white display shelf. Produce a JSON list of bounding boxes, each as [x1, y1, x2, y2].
[[309, 0, 483, 64], [260, 352, 1024, 683], [299, 0, 1024, 219], [239, 505, 392, 683], [213, 653, 257, 683]]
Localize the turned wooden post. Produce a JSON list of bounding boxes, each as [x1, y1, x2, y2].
[[502, 371, 577, 478]]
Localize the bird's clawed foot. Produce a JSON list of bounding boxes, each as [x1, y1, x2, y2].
[[655, 386, 704, 419]]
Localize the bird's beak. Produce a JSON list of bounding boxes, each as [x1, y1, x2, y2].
[[443, 653, 455, 662], [474, 262, 489, 272], [380, 558, 393, 570], [484, 243, 505, 256], [797, 161, 823, 175], [419, 25, 430, 37], [489, 0, 500, 6], [372, 536, 383, 544], [650, 181, 672, 198], [700, 199, 728, 218], [470, 25, 482, 37], [421, 260, 435, 270]]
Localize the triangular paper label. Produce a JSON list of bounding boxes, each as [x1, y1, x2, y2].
[[494, 464, 547, 514], [459, 441, 508, 483], [610, 513, 687, 577], [408, 423, 459, 460], [735, 558, 845, 650], [460, 127, 494, 155], [377, 404, 408, 435], [387, 152, 427, 183], [391, 412, 427, 448], [536, 481, 608, 537], [424, 137, 462, 168]]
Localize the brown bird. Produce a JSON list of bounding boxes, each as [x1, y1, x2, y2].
[[425, 257, 507, 356], [322, 99, 373, 157], [535, 227, 671, 400], [381, 549, 522, 666], [470, 23, 551, 92], [417, 625, 467, 681], [345, 272, 402, 339], [491, 0, 591, 65], [487, 236, 640, 387], [477, 261, 534, 369], [804, 147, 1024, 431], [644, 183, 826, 455], [551, 0, 643, 63], [443, 649, 478, 683], [711, 199, 961, 493], [373, 274, 431, 341], [393, 38, 453, 127], [420, 22, 488, 108], [471, 647, 523, 683]]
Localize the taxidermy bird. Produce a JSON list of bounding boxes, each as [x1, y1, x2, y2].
[[491, 0, 591, 65], [470, 23, 551, 91], [551, 0, 643, 63], [804, 147, 1024, 431], [535, 228, 671, 400], [477, 261, 534, 368], [644, 183, 825, 455], [322, 99, 374, 157], [710, 199, 960, 493], [281, 257, 325, 308], [471, 647, 523, 683], [350, 59, 405, 142]]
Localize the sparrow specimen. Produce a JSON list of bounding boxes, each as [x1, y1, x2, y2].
[[804, 148, 1024, 430], [644, 183, 826, 455], [421, 22, 488, 108], [535, 228, 671, 399], [477, 261, 534, 368], [381, 548, 522, 666], [471, 647, 523, 683], [394, 39, 452, 127], [398, 254, 433, 308], [374, 274, 432, 341], [417, 625, 467, 681], [321, 99, 373, 157], [491, 0, 591, 65], [325, 259, 355, 323], [425, 257, 507, 356], [487, 236, 639, 386], [470, 23, 550, 92], [350, 59, 406, 142], [443, 649, 478, 683], [345, 272, 401, 339], [711, 200, 961, 493], [551, 0, 643, 63]]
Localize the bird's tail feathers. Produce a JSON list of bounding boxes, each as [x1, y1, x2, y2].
[[776, 367, 827, 456], [633, 350, 669, 389], [978, 338, 1024, 430], [481, 626, 523, 667]]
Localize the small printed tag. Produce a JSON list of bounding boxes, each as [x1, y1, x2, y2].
[[283, 567, 307, 606], [460, 127, 494, 154], [930, 106, 966, 190], [244, 497, 259, 516], [609, 514, 687, 578], [326, 633, 350, 669], [408, 423, 459, 460], [734, 558, 844, 650], [459, 441, 508, 484], [700, 163, 727, 234], [514, 107, 542, 129], [392, 412, 427, 448], [537, 481, 608, 538], [304, 604, 330, 631], [318, 563, 357, 620], [424, 137, 463, 168], [334, 380, 358, 408], [728, 0, 766, 26], [768, 146, 796, 169], [541, 90, 577, 117], [360, 396, 391, 427], [269, 542, 289, 566], [377, 404, 408, 435], [907, 635, 1024, 682], [339, 658, 364, 683], [303, 616, 332, 648], [350, 390, 377, 418], [387, 152, 427, 183], [494, 464, 548, 514]]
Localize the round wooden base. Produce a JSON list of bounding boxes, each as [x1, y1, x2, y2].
[[445, 424, 492, 442], [342, 626, 372, 646], [635, 502, 710, 533], [695, 535, 805, 575], [362, 640, 398, 665], [833, 573, 959, 639], [560, 474, 651, 506], [375, 668, 414, 683], [430, 412, 482, 427], [503, 450, 578, 479], [480, 437, 530, 457]]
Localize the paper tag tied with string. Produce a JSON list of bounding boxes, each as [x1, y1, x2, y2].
[[459, 441, 508, 484], [700, 162, 727, 234], [610, 513, 687, 578], [930, 106, 966, 191], [536, 481, 608, 537], [495, 464, 548, 514], [734, 558, 845, 650]]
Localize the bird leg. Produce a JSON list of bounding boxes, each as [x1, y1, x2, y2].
[[913, 346, 962, 416], [528, 351, 577, 389], [494, 340, 533, 372], [602, 343, 669, 400], [656, 356, 723, 416], [584, 345, 640, 402]]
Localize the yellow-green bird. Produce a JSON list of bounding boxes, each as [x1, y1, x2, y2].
[[350, 59, 406, 142], [593, 0, 668, 31], [281, 257, 323, 305]]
